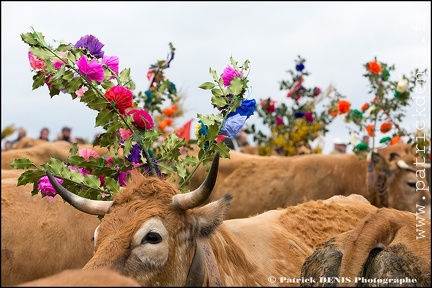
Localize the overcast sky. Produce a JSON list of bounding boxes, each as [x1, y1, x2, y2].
[[1, 1, 430, 154]]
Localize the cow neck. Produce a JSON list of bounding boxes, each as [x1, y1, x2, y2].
[[185, 238, 222, 287], [366, 160, 389, 207]]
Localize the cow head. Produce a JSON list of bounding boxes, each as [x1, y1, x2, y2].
[[370, 145, 431, 218], [47, 152, 232, 286]]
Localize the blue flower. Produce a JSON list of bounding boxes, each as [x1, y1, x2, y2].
[[75, 35, 105, 58], [295, 63, 305, 72], [221, 99, 256, 137], [169, 82, 177, 93], [294, 112, 305, 118]]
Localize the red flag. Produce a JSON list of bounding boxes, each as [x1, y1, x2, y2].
[[175, 118, 194, 141]]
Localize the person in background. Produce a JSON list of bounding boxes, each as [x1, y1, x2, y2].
[[361, 135, 370, 147], [39, 127, 50, 141], [11, 127, 27, 145], [2, 140, 13, 151], [330, 138, 347, 154], [57, 126, 76, 143]]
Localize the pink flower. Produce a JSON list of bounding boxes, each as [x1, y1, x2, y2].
[[127, 109, 154, 130], [28, 51, 46, 71], [221, 66, 243, 87], [78, 148, 100, 161], [304, 111, 314, 122], [76, 55, 105, 82], [75, 86, 88, 97], [276, 116, 283, 126], [68, 165, 91, 176], [38, 175, 63, 197], [119, 128, 132, 140], [52, 52, 68, 69], [102, 55, 119, 78]]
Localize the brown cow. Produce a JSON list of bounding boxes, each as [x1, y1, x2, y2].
[[1, 140, 121, 170], [44, 153, 430, 286], [301, 207, 431, 287], [187, 143, 431, 219], [16, 268, 141, 287], [1, 178, 100, 286]]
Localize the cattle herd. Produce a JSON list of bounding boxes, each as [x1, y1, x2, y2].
[[1, 138, 430, 287]]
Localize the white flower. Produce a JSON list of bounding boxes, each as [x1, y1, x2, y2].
[[350, 131, 358, 146], [396, 79, 409, 93]]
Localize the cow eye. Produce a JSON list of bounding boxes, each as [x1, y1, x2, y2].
[[142, 232, 162, 244]]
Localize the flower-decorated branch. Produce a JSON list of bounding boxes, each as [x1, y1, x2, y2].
[[247, 56, 345, 156], [340, 57, 429, 156], [11, 28, 255, 201]]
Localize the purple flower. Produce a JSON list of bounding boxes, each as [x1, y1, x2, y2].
[[38, 175, 63, 197], [76, 56, 105, 82], [127, 143, 143, 163], [102, 55, 119, 78], [295, 63, 305, 72], [75, 35, 105, 58], [221, 99, 256, 137], [221, 66, 243, 87]]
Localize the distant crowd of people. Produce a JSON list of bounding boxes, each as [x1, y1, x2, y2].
[[2, 126, 85, 151]]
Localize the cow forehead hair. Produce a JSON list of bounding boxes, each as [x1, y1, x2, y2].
[[113, 173, 180, 206]]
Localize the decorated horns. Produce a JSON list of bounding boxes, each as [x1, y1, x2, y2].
[[46, 151, 220, 214], [172, 151, 220, 211], [46, 170, 113, 215]]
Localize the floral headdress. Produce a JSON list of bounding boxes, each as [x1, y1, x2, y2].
[[340, 57, 428, 157], [12, 28, 255, 202], [246, 55, 345, 156]]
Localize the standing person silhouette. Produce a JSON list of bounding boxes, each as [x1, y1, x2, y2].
[[57, 127, 76, 143], [39, 127, 50, 141]]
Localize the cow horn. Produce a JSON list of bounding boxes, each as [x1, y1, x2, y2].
[[46, 170, 113, 215], [173, 151, 220, 211], [396, 160, 417, 173]]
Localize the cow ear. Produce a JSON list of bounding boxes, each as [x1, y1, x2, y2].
[[371, 152, 387, 167], [189, 194, 232, 237]]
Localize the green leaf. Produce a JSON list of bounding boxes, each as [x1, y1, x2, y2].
[[66, 77, 84, 93], [211, 88, 223, 97], [214, 141, 231, 158], [9, 158, 37, 169], [104, 177, 120, 194], [32, 74, 46, 90], [16, 169, 46, 186], [29, 46, 53, 60], [228, 77, 243, 96], [119, 68, 131, 84], [83, 175, 101, 189], [198, 82, 215, 90], [20, 32, 39, 45], [211, 95, 227, 108], [42, 158, 68, 175], [95, 110, 113, 127]]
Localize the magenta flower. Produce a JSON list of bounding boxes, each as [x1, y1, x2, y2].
[[76, 56, 105, 82], [38, 176, 63, 198], [78, 148, 100, 161], [305, 111, 314, 122], [102, 55, 119, 78], [28, 51, 46, 71], [127, 109, 154, 130], [118, 171, 130, 186], [222, 66, 243, 87], [276, 116, 283, 126], [75, 35, 105, 58]]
